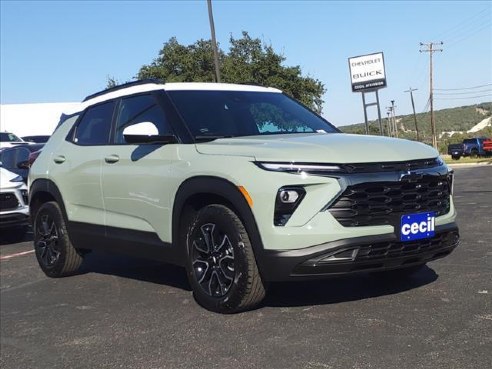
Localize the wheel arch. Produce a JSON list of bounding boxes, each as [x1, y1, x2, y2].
[[30, 179, 68, 226], [172, 176, 267, 274]]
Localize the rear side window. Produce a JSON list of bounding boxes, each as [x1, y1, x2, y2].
[[73, 101, 115, 145], [114, 94, 173, 144]]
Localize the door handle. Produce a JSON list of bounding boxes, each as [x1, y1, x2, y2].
[[53, 155, 66, 164], [104, 155, 120, 164]]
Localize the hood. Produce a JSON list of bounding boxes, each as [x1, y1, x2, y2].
[[195, 133, 438, 163], [0, 168, 25, 189]]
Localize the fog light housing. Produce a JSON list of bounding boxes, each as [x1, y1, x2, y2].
[[274, 187, 305, 226]]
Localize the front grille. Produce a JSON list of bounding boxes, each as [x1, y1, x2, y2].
[[0, 193, 20, 211], [340, 158, 441, 174], [328, 174, 451, 227]]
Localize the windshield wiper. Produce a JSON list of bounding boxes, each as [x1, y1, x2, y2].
[[194, 135, 233, 142]]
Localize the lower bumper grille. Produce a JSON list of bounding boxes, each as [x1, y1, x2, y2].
[[0, 193, 20, 211], [293, 230, 459, 276]]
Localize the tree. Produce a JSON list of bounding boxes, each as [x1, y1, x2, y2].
[[137, 32, 326, 113]]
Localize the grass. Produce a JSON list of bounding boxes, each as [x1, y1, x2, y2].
[[441, 155, 492, 165]]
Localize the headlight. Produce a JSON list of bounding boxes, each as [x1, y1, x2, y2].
[[10, 175, 24, 183], [256, 162, 342, 174]]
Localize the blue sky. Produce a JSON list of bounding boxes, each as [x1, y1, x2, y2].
[[1, 0, 491, 126]]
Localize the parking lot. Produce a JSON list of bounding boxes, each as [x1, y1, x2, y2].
[[1, 166, 491, 369]]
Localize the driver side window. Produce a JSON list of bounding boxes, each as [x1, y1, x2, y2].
[[114, 94, 173, 144]]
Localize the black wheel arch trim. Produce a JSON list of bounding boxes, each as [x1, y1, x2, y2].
[[30, 179, 69, 225], [172, 176, 268, 277]]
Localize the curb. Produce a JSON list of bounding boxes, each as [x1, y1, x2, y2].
[[447, 162, 492, 168]]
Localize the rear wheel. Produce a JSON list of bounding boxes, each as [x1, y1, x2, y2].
[[33, 201, 83, 277], [470, 149, 479, 158], [185, 204, 265, 313]]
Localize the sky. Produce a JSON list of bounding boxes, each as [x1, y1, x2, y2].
[[1, 0, 491, 127]]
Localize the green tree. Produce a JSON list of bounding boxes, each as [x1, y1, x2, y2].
[[137, 32, 326, 113]]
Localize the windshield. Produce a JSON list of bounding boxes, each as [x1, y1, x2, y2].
[[167, 90, 338, 140], [0, 132, 22, 142]]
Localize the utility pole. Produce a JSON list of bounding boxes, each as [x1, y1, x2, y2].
[[386, 111, 391, 137], [386, 106, 394, 137], [404, 87, 420, 141], [391, 100, 398, 138], [420, 42, 443, 149], [207, 0, 221, 83]]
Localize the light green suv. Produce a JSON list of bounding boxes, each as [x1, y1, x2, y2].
[[29, 80, 459, 313]]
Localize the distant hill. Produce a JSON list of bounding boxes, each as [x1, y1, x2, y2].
[[338, 102, 492, 153]]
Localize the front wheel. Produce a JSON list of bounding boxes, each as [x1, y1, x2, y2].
[[185, 204, 266, 313], [451, 155, 461, 160], [33, 201, 83, 277]]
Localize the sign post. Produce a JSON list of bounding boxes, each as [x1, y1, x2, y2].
[[348, 52, 387, 135]]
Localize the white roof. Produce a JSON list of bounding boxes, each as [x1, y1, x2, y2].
[[63, 82, 282, 116]]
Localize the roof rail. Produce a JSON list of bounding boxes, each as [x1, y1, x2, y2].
[[82, 79, 163, 102], [239, 81, 265, 87]]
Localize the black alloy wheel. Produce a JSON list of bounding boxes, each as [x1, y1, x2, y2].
[[34, 202, 83, 277], [36, 212, 61, 267], [190, 223, 235, 297]]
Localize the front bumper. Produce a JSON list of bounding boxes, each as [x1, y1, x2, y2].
[[260, 222, 459, 281], [0, 212, 30, 228]]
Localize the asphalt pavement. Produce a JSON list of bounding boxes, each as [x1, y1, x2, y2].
[[1, 166, 491, 369]]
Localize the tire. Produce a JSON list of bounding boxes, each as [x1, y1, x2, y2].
[[372, 264, 426, 279], [470, 149, 478, 158], [33, 201, 83, 277], [451, 155, 460, 160], [185, 204, 266, 313]]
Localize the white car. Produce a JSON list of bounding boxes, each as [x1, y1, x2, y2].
[[0, 167, 30, 238], [0, 132, 31, 149]]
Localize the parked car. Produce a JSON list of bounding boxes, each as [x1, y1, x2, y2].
[[448, 137, 490, 160], [0, 167, 30, 239], [462, 138, 488, 157], [0, 144, 45, 183], [22, 135, 51, 144], [0, 132, 30, 149], [447, 143, 464, 160], [29, 80, 459, 313]]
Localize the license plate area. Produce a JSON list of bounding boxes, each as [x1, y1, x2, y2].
[[400, 212, 436, 242]]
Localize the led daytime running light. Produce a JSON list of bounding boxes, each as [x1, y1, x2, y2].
[[259, 162, 341, 172]]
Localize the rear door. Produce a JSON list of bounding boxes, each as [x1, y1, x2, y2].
[[50, 101, 115, 227]]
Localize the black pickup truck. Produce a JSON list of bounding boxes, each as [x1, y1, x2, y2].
[[448, 143, 464, 160], [448, 137, 491, 159]]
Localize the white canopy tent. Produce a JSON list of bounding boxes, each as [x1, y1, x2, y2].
[[0, 102, 79, 137]]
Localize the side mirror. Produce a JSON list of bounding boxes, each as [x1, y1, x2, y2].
[[122, 122, 177, 144]]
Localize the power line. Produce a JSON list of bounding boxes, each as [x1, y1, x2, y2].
[[446, 20, 492, 49], [435, 8, 490, 40], [434, 83, 492, 91], [435, 94, 492, 100], [435, 89, 492, 96]]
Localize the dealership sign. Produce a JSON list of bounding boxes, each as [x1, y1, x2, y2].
[[348, 52, 386, 92]]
